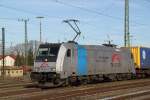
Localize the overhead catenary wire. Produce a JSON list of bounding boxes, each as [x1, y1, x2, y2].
[[0, 1, 148, 34], [0, 4, 39, 16], [0, 0, 149, 44], [51, 0, 123, 20], [50, 0, 148, 26], [0, 4, 63, 20], [0, 17, 19, 21], [0, 1, 147, 26], [0, 1, 148, 27], [144, 0, 150, 3]]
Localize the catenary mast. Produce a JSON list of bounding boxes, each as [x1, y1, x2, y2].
[[124, 0, 130, 47]]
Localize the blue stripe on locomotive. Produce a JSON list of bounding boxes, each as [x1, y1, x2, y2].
[[140, 47, 150, 69], [77, 45, 88, 75]]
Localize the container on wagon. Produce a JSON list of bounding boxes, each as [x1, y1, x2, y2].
[[131, 47, 150, 69]]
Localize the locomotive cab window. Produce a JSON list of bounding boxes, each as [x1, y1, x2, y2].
[[37, 48, 49, 56], [36, 44, 61, 62], [67, 49, 71, 57], [49, 47, 59, 56]]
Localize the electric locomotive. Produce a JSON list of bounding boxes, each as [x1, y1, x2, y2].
[[30, 41, 136, 87]]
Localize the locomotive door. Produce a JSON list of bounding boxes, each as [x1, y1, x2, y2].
[[65, 49, 72, 72]]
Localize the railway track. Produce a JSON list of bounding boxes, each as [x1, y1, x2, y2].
[[24, 79, 150, 100], [0, 80, 37, 98], [0, 83, 33, 89], [0, 79, 150, 100], [106, 89, 150, 100]]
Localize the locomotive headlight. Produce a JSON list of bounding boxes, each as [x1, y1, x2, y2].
[[51, 68, 56, 71], [44, 59, 48, 62]]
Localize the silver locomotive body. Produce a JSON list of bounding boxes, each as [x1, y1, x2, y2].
[[30, 42, 135, 86]]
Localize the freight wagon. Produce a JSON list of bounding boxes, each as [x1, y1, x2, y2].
[[131, 47, 150, 77], [30, 42, 135, 87]]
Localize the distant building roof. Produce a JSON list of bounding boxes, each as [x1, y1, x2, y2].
[[0, 55, 16, 60]]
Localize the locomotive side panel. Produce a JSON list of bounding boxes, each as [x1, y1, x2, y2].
[[76, 45, 88, 75], [120, 48, 135, 73], [86, 46, 111, 75], [84, 46, 135, 75]]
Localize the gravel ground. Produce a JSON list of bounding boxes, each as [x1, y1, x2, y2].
[[0, 78, 150, 100]]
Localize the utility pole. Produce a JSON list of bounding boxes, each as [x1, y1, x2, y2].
[[2, 28, 5, 80], [124, 0, 130, 47], [19, 19, 29, 67], [36, 16, 44, 43]]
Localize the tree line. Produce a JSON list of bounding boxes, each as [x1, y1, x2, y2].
[[15, 48, 34, 66]]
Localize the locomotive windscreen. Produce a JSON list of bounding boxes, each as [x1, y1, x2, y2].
[[36, 43, 61, 62]]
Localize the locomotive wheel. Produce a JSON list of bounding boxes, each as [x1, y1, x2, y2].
[[62, 78, 69, 87], [53, 78, 64, 87], [81, 79, 88, 85], [108, 74, 117, 81], [127, 74, 132, 80], [142, 73, 146, 78], [54, 78, 61, 85], [116, 74, 122, 81]]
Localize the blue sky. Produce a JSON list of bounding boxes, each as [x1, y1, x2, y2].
[[0, 0, 150, 47]]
